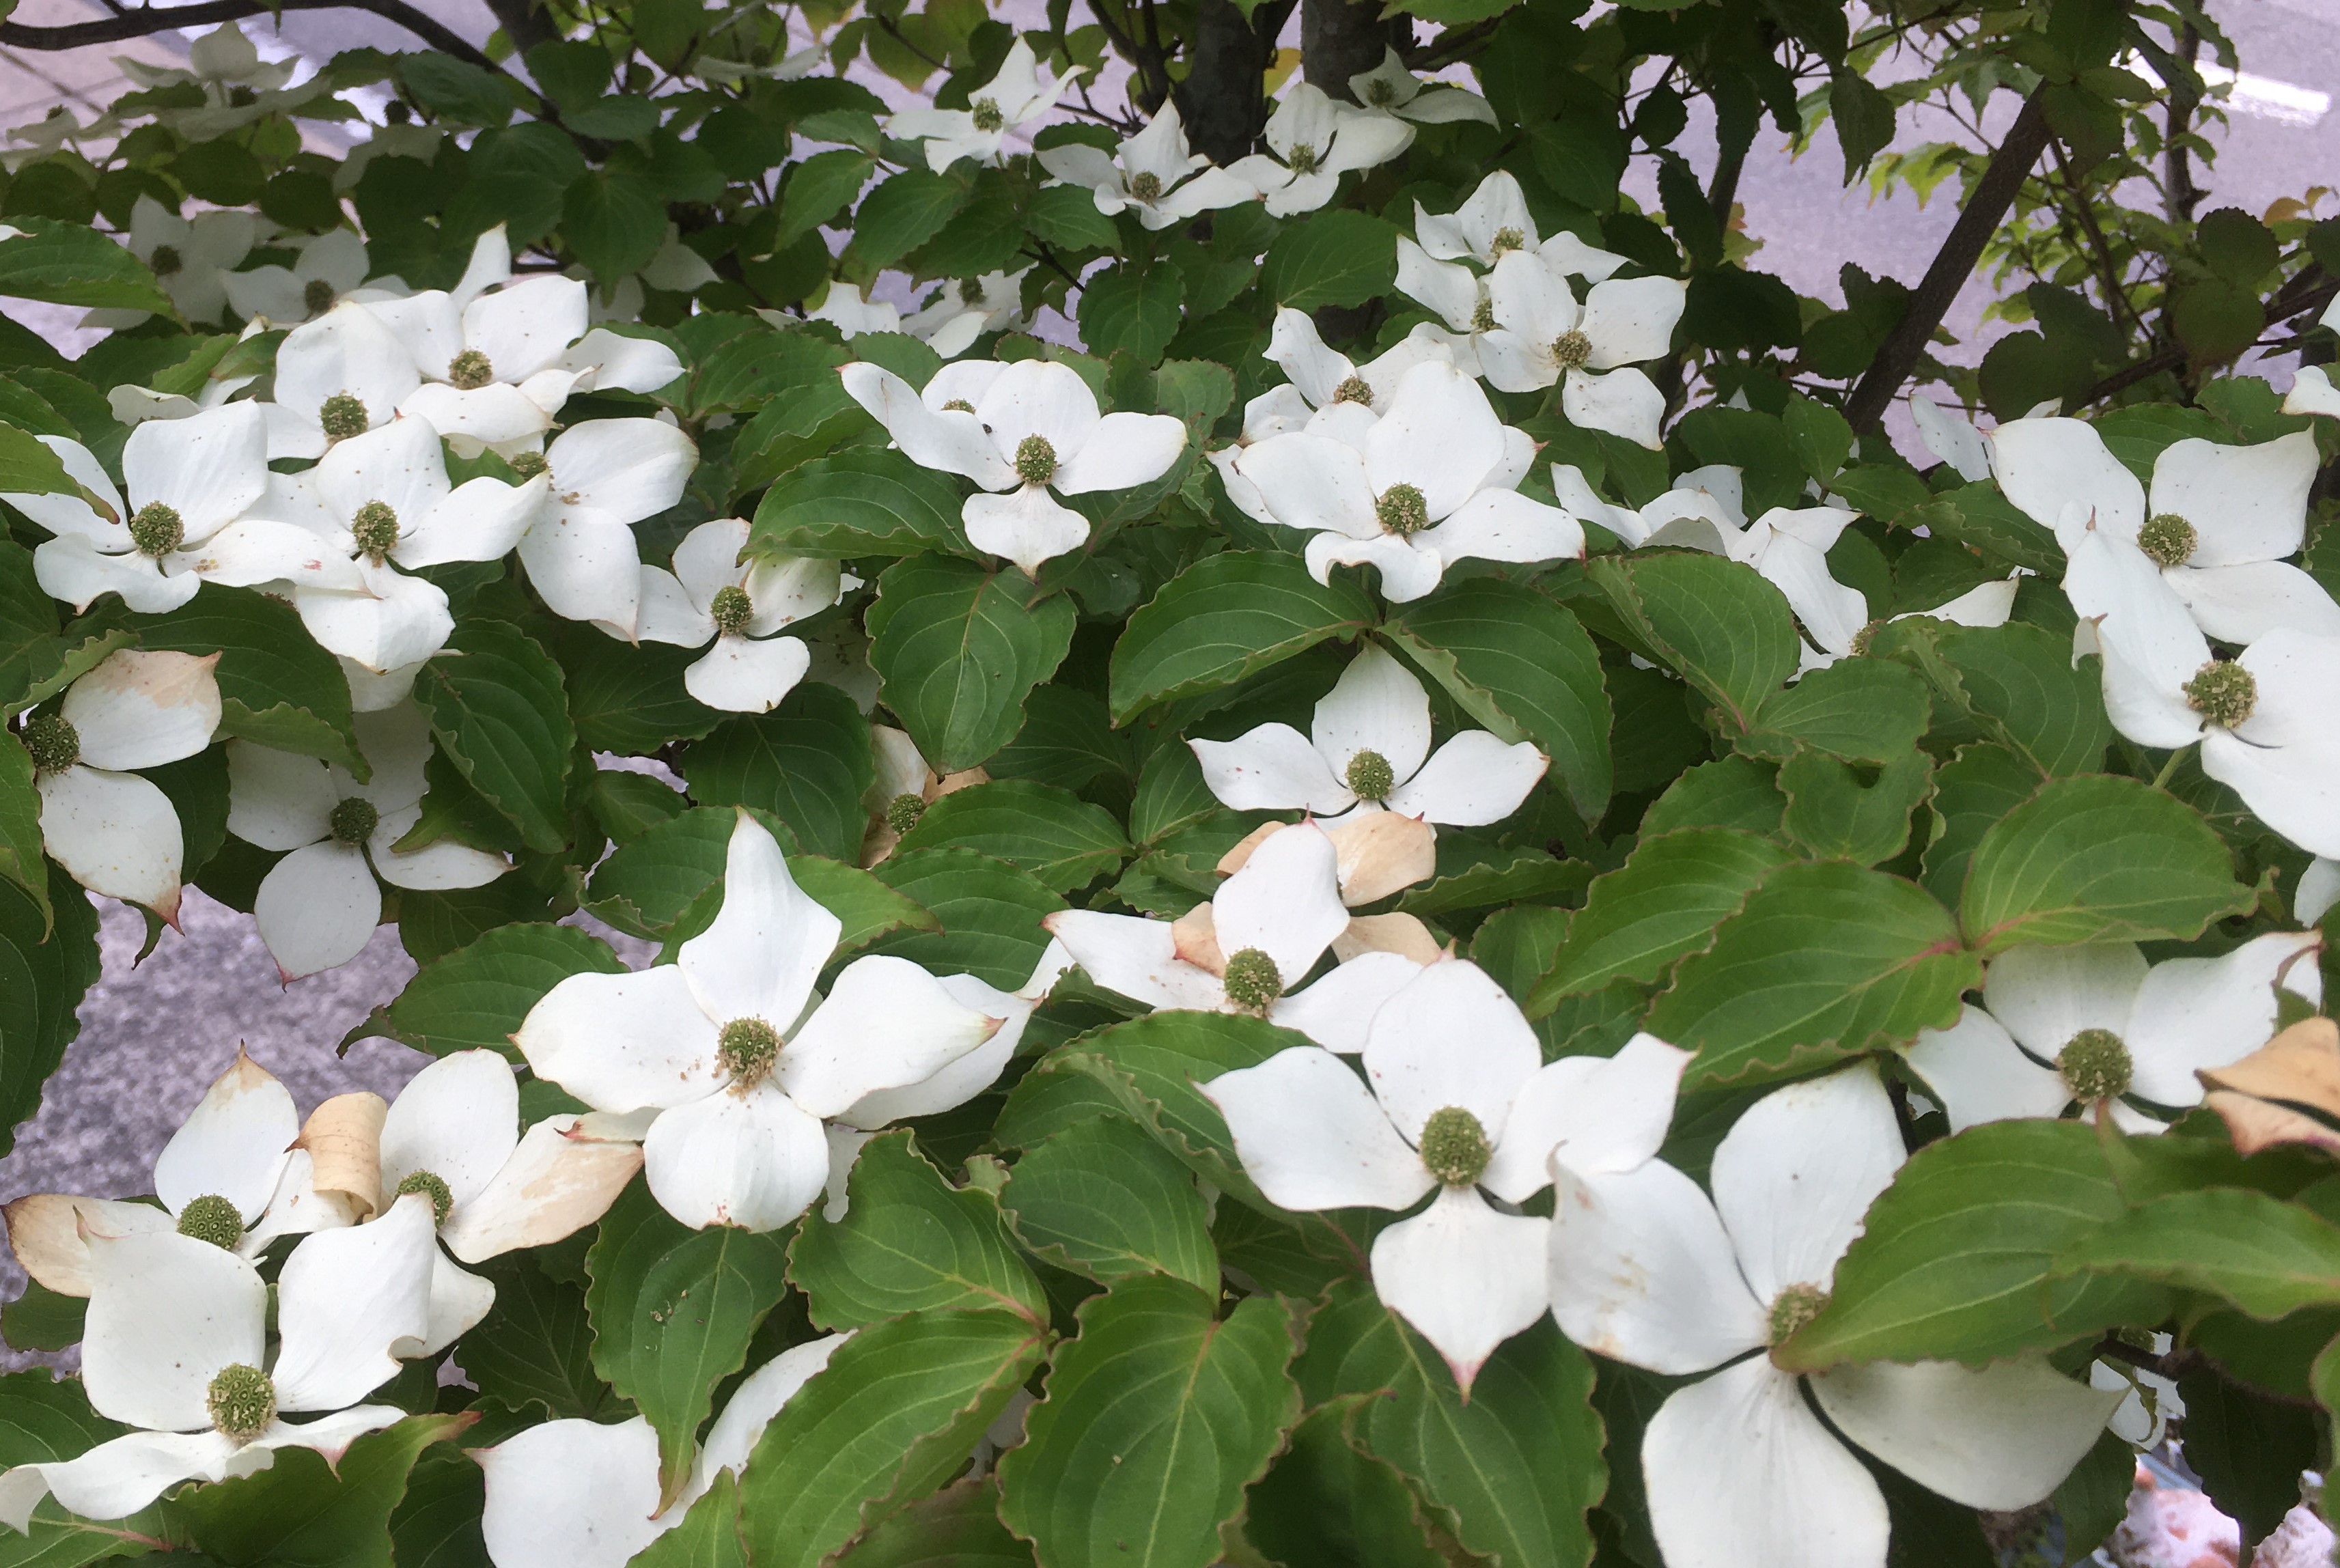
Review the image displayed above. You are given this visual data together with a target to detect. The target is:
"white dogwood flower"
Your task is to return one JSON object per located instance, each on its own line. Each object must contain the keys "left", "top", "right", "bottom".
{"left": 858, "top": 722, "right": 987, "bottom": 865}
{"left": 516, "top": 417, "right": 699, "bottom": 634}
{"left": 516, "top": 811, "right": 1003, "bottom": 1231}
{"left": 1192, "top": 644, "right": 1546, "bottom": 824}
{"left": 23, "top": 649, "right": 219, "bottom": 923}
{"left": 1349, "top": 48, "right": 1497, "bottom": 126}
{"left": 1210, "top": 972, "right": 1688, "bottom": 1389}
{"left": 1037, "top": 104, "right": 1256, "bottom": 229}
{"left": 887, "top": 39, "right": 1086, "bottom": 172}
{"left": 0, "top": 1196, "right": 437, "bottom": 1530}
{"left": 222, "top": 229, "right": 374, "bottom": 324}
{"left": 1411, "top": 171, "right": 1622, "bottom": 279}
{"left": 1477, "top": 251, "right": 1684, "bottom": 448}
{"left": 270, "top": 300, "right": 426, "bottom": 458}
{"left": 119, "top": 195, "right": 254, "bottom": 326}
{"left": 1908, "top": 934, "right": 2324, "bottom": 1134}
{"left": 1234, "top": 361, "right": 1580, "bottom": 602}
{"left": 1910, "top": 395, "right": 1992, "bottom": 482}
{"left": 1547, "top": 1063, "right": 2121, "bottom": 1568}
{"left": 1226, "top": 83, "right": 1413, "bottom": 217}
{"left": 118, "top": 23, "right": 295, "bottom": 96}
{"left": 841, "top": 357, "right": 1186, "bottom": 576}
{"left": 805, "top": 281, "right": 901, "bottom": 339}
{"left": 2, "top": 1050, "right": 352, "bottom": 1298}
{"left": 476, "top": 1334, "right": 847, "bottom": 1568}
{"left": 1993, "top": 417, "right": 2339, "bottom": 644}
{"left": 632, "top": 516, "right": 850, "bottom": 714}
{"left": 227, "top": 702, "right": 510, "bottom": 981}
{"left": 903, "top": 268, "right": 1031, "bottom": 357}
{"left": 367, "top": 239, "right": 590, "bottom": 449}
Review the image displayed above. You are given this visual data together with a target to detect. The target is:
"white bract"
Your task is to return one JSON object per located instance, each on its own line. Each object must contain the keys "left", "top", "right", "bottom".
{"left": 1225, "top": 83, "right": 1412, "bottom": 217}
{"left": 271, "top": 300, "right": 426, "bottom": 458}
{"left": 227, "top": 702, "right": 510, "bottom": 981}
{"left": 887, "top": 39, "right": 1086, "bottom": 172}
{"left": 2, "top": 1050, "right": 348, "bottom": 1296}
{"left": 222, "top": 229, "right": 375, "bottom": 324}
{"left": 1546, "top": 1064, "right": 2120, "bottom": 1568}
{"left": 859, "top": 723, "right": 986, "bottom": 865}
{"left": 368, "top": 236, "right": 589, "bottom": 449}
{"left": 515, "top": 811, "right": 1003, "bottom": 1231}
{"left": 1907, "top": 934, "right": 2324, "bottom": 1134}
{"left": 840, "top": 358, "right": 1186, "bottom": 576}
{"left": 1035, "top": 105, "right": 1256, "bottom": 230}
{"left": 902, "top": 268, "right": 1031, "bottom": 357}
{"left": 0, "top": 1195, "right": 438, "bottom": 1528}
{"left": 117, "top": 195, "right": 255, "bottom": 326}
{"left": 1992, "top": 417, "right": 2339, "bottom": 644}
{"left": 805, "top": 281, "right": 902, "bottom": 339}
{"left": 1233, "top": 361, "right": 1580, "bottom": 602}
{"left": 1410, "top": 171, "right": 1627, "bottom": 279}
{"left": 1477, "top": 251, "right": 1686, "bottom": 449}
{"left": 476, "top": 1334, "right": 847, "bottom": 1567}
{"left": 1191, "top": 643, "right": 1546, "bottom": 825}
{"left": 1209, "top": 970, "right": 1687, "bottom": 1389}
{"left": 1349, "top": 48, "right": 1498, "bottom": 126}
{"left": 515, "top": 417, "right": 699, "bottom": 634}
{"left": 632, "top": 516, "right": 850, "bottom": 714}
{"left": 23, "top": 649, "right": 219, "bottom": 922}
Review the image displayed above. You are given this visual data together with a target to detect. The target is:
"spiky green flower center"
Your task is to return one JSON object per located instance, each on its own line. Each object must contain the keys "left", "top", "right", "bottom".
{"left": 175, "top": 1193, "right": 243, "bottom": 1250}
{"left": 1332, "top": 376, "right": 1374, "bottom": 406}
{"left": 1346, "top": 748, "right": 1395, "bottom": 802}
{"left": 2057, "top": 1027, "right": 2132, "bottom": 1102}
{"left": 970, "top": 98, "right": 1005, "bottom": 133}
{"left": 1363, "top": 78, "right": 1397, "bottom": 107}
{"left": 958, "top": 276, "right": 988, "bottom": 305}
{"left": 2184, "top": 659, "right": 2256, "bottom": 729}
{"left": 350, "top": 500, "right": 400, "bottom": 563}
{"left": 447, "top": 348, "right": 495, "bottom": 390}
{"left": 1417, "top": 1106, "right": 1492, "bottom": 1188}
{"left": 941, "top": 398, "right": 977, "bottom": 414}
{"left": 303, "top": 277, "right": 337, "bottom": 316}
{"left": 1220, "top": 947, "right": 1284, "bottom": 1012}
{"left": 708, "top": 584, "right": 755, "bottom": 636}
{"left": 129, "top": 502, "right": 184, "bottom": 558}
{"left": 22, "top": 712, "right": 78, "bottom": 774}
{"left": 150, "top": 244, "right": 183, "bottom": 277}
{"left": 1766, "top": 1283, "right": 1829, "bottom": 1348}
{"left": 2139, "top": 512, "right": 2197, "bottom": 568}
{"left": 718, "top": 1017, "right": 782, "bottom": 1087}
{"left": 509, "top": 451, "right": 549, "bottom": 479}
{"left": 319, "top": 391, "right": 370, "bottom": 440}
{"left": 206, "top": 1363, "right": 276, "bottom": 1443}
{"left": 1014, "top": 434, "right": 1057, "bottom": 486}
{"left": 1376, "top": 483, "right": 1429, "bottom": 537}
{"left": 1489, "top": 226, "right": 1526, "bottom": 256}
{"left": 1550, "top": 330, "right": 1593, "bottom": 371}
{"left": 329, "top": 796, "right": 378, "bottom": 847}
{"left": 396, "top": 1169, "right": 453, "bottom": 1224}
{"left": 885, "top": 792, "right": 926, "bottom": 835}
{"left": 1470, "top": 294, "right": 1496, "bottom": 333}
{"left": 1287, "top": 143, "right": 1320, "bottom": 176}
{"left": 1129, "top": 171, "right": 1164, "bottom": 201}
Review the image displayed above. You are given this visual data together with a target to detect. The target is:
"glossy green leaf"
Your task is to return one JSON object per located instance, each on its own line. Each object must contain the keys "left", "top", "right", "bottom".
{"left": 459, "top": 1252, "right": 617, "bottom": 1420}
{"left": 341, "top": 922, "right": 625, "bottom": 1061}
{"left": 1260, "top": 210, "right": 1401, "bottom": 311}
{"left": 1587, "top": 552, "right": 1798, "bottom": 733}
{"left": 1002, "top": 1117, "right": 1217, "bottom": 1290}
{"left": 893, "top": 779, "right": 1130, "bottom": 893}
{"left": 1110, "top": 552, "right": 1376, "bottom": 724}
{"left": 1742, "top": 658, "right": 1931, "bottom": 764}
{"left": 1777, "top": 745, "right": 1932, "bottom": 866}
{"left": 1078, "top": 262, "right": 1186, "bottom": 365}
{"left": 180, "top": 1412, "right": 477, "bottom": 1568}
{"left": 415, "top": 619, "right": 575, "bottom": 854}
{"left": 1886, "top": 620, "right": 2112, "bottom": 779}
{"left": 1528, "top": 828, "right": 1794, "bottom": 1011}
{"left": 869, "top": 846, "right": 1063, "bottom": 989}
{"left": 749, "top": 449, "right": 968, "bottom": 561}
{"left": 868, "top": 557, "right": 1077, "bottom": 774}
{"left": 2049, "top": 1188, "right": 2340, "bottom": 1321}
{"left": 0, "top": 218, "right": 172, "bottom": 313}
{"left": 680, "top": 683, "right": 878, "bottom": 862}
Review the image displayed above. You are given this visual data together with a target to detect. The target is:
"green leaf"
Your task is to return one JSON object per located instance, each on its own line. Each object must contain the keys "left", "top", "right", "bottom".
{"left": 0, "top": 1371, "right": 170, "bottom": 1567}
{"left": 342, "top": 921, "right": 624, "bottom": 1061}
{"left": 999, "top": 1275, "right": 1300, "bottom": 1568}
{"left": 400, "top": 52, "right": 514, "bottom": 125}
{"left": 749, "top": 449, "right": 967, "bottom": 560}
{"left": 551, "top": 624, "right": 722, "bottom": 754}
{"left": 1527, "top": 828, "right": 1793, "bottom": 1011}
{"left": 1078, "top": 262, "right": 1186, "bottom": 365}
{"left": 584, "top": 806, "right": 930, "bottom": 951}
{"left": 632, "top": 1469, "right": 747, "bottom": 1568}
{"left": 1640, "top": 753, "right": 1784, "bottom": 837}
{"left": 591, "top": 768, "right": 688, "bottom": 845}
{"left": 1777, "top": 1119, "right": 2162, "bottom": 1371}
{"left": 0, "top": 863, "right": 98, "bottom": 1162}
{"left": 1587, "top": 553, "right": 1797, "bottom": 733}
{"left": 459, "top": 1251, "right": 617, "bottom": 1419}
{"left": 1246, "top": 1398, "right": 1459, "bottom": 1568}
{"left": 586, "top": 1181, "right": 795, "bottom": 1505}
{"left": 869, "top": 847, "right": 1064, "bottom": 989}
{"left": 1397, "top": 848, "right": 1589, "bottom": 921}
{"left": 893, "top": 779, "right": 1130, "bottom": 893}
{"left": 680, "top": 684, "right": 878, "bottom": 862}
{"left": 2048, "top": 1188, "right": 2340, "bottom": 1321}
{"left": 1921, "top": 743, "right": 2042, "bottom": 908}
{"left": 1958, "top": 774, "right": 2253, "bottom": 953}
{"left": 1782, "top": 395, "right": 1854, "bottom": 486}
{"left": 415, "top": 619, "right": 575, "bottom": 854}
{"left": 1110, "top": 552, "right": 1376, "bottom": 724}
{"left": 0, "top": 219, "right": 171, "bottom": 313}
{"left": 1885, "top": 620, "right": 2111, "bottom": 778}
{"left": 1828, "top": 66, "right": 1896, "bottom": 178}
{"left": 738, "top": 1308, "right": 1048, "bottom": 1563}
{"left": 180, "top": 1412, "right": 477, "bottom": 1568}
{"left": 1, "top": 1277, "right": 85, "bottom": 1352}
{"left": 1002, "top": 1117, "right": 1217, "bottom": 1289}
{"left": 867, "top": 557, "right": 1078, "bottom": 774}
{"left": 1261, "top": 210, "right": 1401, "bottom": 311}
{"left": 563, "top": 169, "right": 669, "bottom": 279}
{"left": 1384, "top": 582, "right": 1612, "bottom": 822}
{"left": 1648, "top": 861, "right": 1979, "bottom": 1091}
{"left": 1294, "top": 1282, "right": 1603, "bottom": 1568}
{"left": 0, "top": 736, "right": 46, "bottom": 929}
{"left": 1742, "top": 658, "right": 1931, "bottom": 764}
{"left": 852, "top": 171, "right": 973, "bottom": 269}
{"left": 1026, "top": 184, "right": 1120, "bottom": 253}
{"left": 1912, "top": 484, "right": 2063, "bottom": 575}
{"left": 0, "top": 423, "right": 82, "bottom": 503}
{"left": 832, "top": 1478, "right": 1034, "bottom": 1567}
{"left": 789, "top": 1129, "right": 1048, "bottom": 1329}
{"left": 100, "top": 585, "right": 361, "bottom": 772}
{"left": 1777, "top": 745, "right": 1932, "bottom": 867}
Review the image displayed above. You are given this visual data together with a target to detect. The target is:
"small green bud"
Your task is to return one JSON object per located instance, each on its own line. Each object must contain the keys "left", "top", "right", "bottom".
{"left": 1375, "top": 483, "right": 1429, "bottom": 537}
{"left": 176, "top": 1194, "right": 243, "bottom": 1250}
{"left": 150, "top": 244, "right": 183, "bottom": 277}
{"left": 2057, "top": 1027, "right": 2132, "bottom": 1103}
{"left": 1287, "top": 143, "right": 1320, "bottom": 176}
{"left": 329, "top": 796, "right": 378, "bottom": 847}
{"left": 303, "top": 277, "right": 337, "bottom": 316}
{"left": 2139, "top": 512, "right": 2197, "bottom": 568}
{"left": 884, "top": 792, "right": 927, "bottom": 835}
{"left": 1489, "top": 226, "right": 1526, "bottom": 256}
{"left": 509, "top": 451, "right": 549, "bottom": 479}
{"left": 395, "top": 1169, "right": 454, "bottom": 1224}
{"left": 319, "top": 391, "right": 370, "bottom": 440}
{"left": 350, "top": 500, "right": 400, "bottom": 563}
{"left": 22, "top": 712, "right": 78, "bottom": 774}
{"left": 2184, "top": 659, "right": 2256, "bottom": 729}
{"left": 447, "top": 348, "right": 495, "bottom": 390}
{"left": 1766, "top": 1282, "right": 1829, "bottom": 1349}
{"left": 1014, "top": 434, "right": 1057, "bottom": 487}
{"left": 718, "top": 1016, "right": 782, "bottom": 1086}
{"left": 206, "top": 1363, "right": 276, "bottom": 1442}
{"left": 129, "top": 502, "right": 184, "bottom": 558}
{"left": 1416, "top": 1106, "right": 1492, "bottom": 1188}
{"left": 1346, "top": 748, "right": 1396, "bottom": 802}
{"left": 1331, "top": 376, "right": 1374, "bottom": 406}
{"left": 1221, "top": 947, "right": 1284, "bottom": 1012}
{"left": 971, "top": 98, "right": 1005, "bottom": 132}
{"left": 708, "top": 584, "right": 755, "bottom": 637}
{"left": 1549, "top": 330, "right": 1593, "bottom": 371}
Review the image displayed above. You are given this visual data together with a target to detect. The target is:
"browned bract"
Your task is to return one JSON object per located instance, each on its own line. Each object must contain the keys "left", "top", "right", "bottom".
{"left": 2199, "top": 1018, "right": 2340, "bottom": 1157}
{"left": 296, "top": 1091, "right": 390, "bottom": 1221}
{"left": 1217, "top": 813, "right": 1438, "bottom": 906}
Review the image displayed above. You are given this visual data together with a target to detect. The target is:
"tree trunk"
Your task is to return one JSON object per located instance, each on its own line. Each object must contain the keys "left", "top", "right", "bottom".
{"left": 1302, "top": 0, "right": 1393, "bottom": 100}
{"left": 1176, "top": 0, "right": 1272, "bottom": 163}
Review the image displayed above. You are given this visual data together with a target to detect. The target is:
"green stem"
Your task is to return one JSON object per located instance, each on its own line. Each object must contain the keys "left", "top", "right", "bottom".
{"left": 2151, "top": 747, "right": 2189, "bottom": 789}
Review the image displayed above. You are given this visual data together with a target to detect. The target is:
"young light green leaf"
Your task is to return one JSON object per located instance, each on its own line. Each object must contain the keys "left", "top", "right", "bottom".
{"left": 1002, "top": 1117, "right": 1218, "bottom": 1290}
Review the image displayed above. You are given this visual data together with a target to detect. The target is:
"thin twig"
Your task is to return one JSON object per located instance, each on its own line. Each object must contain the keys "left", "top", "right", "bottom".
{"left": 0, "top": 0, "right": 509, "bottom": 79}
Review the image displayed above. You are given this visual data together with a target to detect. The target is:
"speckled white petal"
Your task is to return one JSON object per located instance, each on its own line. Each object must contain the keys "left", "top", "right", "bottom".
{"left": 62, "top": 649, "right": 221, "bottom": 770}
{"left": 252, "top": 839, "right": 381, "bottom": 981}
{"left": 643, "top": 1079, "right": 831, "bottom": 1231}
{"left": 513, "top": 965, "right": 721, "bottom": 1113}
{"left": 1202, "top": 1046, "right": 1432, "bottom": 1212}
{"left": 38, "top": 764, "right": 183, "bottom": 919}
{"left": 81, "top": 1230, "right": 264, "bottom": 1432}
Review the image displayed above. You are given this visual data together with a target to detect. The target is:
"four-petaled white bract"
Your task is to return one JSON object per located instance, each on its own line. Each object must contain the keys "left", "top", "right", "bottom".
{"left": 1546, "top": 1064, "right": 2122, "bottom": 1568}
{"left": 886, "top": 38, "right": 1087, "bottom": 173}
{"left": 634, "top": 516, "right": 852, "bottom": 714}
{"left": 1036, "top": 104, "right": 1257, "bottom": 230}
{"left": 515, "top": 811, "right": 1004, "bottom": 1231}
{"left": 1223, "top": 83, "right": 1415, "bottom": 216}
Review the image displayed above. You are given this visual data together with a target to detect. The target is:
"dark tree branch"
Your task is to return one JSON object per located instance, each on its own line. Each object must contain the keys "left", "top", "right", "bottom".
{"left": 1301, "top": 0, "right": 1393, "bottom": 98}
{"left": 2076, "top": 266, "right": 2336, "bottom": 408}
{"left": 480, "top": 0, "right": 555, "bottom": 56}
{"left": 0, "top": 0, "right": 508, "bottom": 78}
{"left": 1174, "top": 0, "right": 1280, "bottom": 163}
{"left": 2164, "top": 23, "right": 2204, "bottom": 225}
{"left": 1845, "top": 90, "right": 2055, "bottom": 431}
